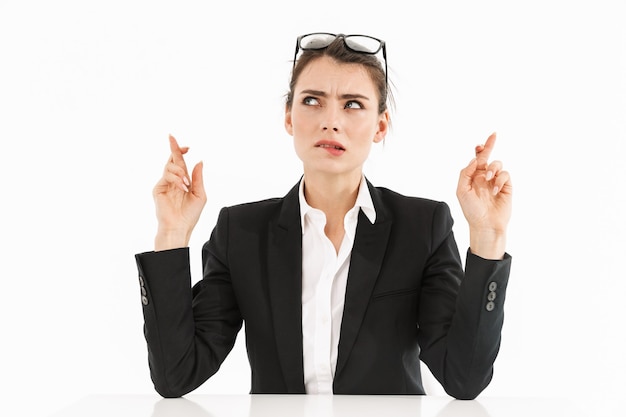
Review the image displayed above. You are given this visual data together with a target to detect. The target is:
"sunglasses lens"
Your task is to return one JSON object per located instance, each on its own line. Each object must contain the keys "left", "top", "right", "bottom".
{"left": 344, "top": 36, "right": 382, "bottom": 54}
{"left": 300, "top": 33, "right": 336, "bottom": 50}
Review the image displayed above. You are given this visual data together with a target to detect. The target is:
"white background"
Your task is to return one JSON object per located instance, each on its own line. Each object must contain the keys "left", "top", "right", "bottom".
{"left": 1, "top": 1, "right": 624, "bottom": 416}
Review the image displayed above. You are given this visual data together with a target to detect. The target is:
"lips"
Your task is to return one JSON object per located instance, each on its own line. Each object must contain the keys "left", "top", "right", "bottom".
{"left": 317, "top": 143, "right": 345, "bottom": 151}
{"left": 315, "top": 141, "right": 346, "bottom": 151}
{"left": 315, "top": 140, "right": 346, "bottom": 157}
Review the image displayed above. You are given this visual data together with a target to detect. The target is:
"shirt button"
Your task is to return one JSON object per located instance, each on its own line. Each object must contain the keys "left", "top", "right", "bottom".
{"left": 487, "top": 291, "right": 496, "bottom": 301}
{"left": 488, "top": 282, "right": 498, "bottom": 292}
{"left": 142, "top": 296, "right": 149, "bottom": 306}
{"left": 486, "top": 301, "right": 495, "bottom": 312}
{"left": 139, "top": 276, "right": 145, "bottom": 287}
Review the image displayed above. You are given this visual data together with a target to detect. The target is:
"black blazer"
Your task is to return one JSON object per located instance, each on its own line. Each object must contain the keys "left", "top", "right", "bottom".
{"left": 135, "top": 179, "right": 511, "bottom": 399}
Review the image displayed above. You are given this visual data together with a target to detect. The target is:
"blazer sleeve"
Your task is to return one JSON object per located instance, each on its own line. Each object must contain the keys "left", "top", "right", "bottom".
{"left": 135, "top": 207, "right": 243, "bottom": 398}
{"left": 417, "top": 201, "right": 512, "bottom": 400}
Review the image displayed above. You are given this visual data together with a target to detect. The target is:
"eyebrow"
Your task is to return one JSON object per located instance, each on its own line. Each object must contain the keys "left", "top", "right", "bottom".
{"left": 298, "top": 89, "right": 371, "bottom": 101}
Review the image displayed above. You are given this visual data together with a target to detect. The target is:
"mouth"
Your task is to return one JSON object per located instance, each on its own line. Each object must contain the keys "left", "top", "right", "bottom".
{"left": 316, "top": 143, "right": 346, "bottom": 151}
{"left": 315, "top": 141, "right": 346, "bottom": 152}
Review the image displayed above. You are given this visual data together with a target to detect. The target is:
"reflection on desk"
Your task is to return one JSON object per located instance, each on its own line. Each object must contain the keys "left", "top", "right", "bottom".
{"left": 51, "top": 394, "right": 591, "bottom": 417}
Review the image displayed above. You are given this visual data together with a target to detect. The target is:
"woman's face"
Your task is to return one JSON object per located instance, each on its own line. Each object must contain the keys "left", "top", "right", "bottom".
{"left": 285, "top": 56, "right": 389, "bottom": 179}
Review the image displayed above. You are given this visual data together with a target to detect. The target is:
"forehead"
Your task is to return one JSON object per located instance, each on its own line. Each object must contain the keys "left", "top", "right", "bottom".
{"left": 295, "top": 56, "right": 377, "bottom": 93}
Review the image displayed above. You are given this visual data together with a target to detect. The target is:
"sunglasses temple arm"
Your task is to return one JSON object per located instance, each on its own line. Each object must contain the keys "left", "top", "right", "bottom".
{"left": 383, "top": 45, "right": 388, "bottom": 91}
{"left": 292, "top": 40, "right": 301, "bottom": 72}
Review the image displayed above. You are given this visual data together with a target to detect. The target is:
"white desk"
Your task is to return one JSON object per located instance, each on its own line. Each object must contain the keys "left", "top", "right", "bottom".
{"left": 50, "top": 394, "right": 598, "bottom": 417}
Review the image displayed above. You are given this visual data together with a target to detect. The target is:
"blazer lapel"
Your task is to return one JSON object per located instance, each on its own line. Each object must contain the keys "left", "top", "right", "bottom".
{"left": 267, "top": 181, "right": 306, "bottom": 393}
{"left": 335, "top": 182, "right": 392, "bottom": 377}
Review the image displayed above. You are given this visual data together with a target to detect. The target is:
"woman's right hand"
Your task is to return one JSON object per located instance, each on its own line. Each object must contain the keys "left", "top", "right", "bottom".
{"left": 153, "top": 134, "right": 206, "bottom": 251}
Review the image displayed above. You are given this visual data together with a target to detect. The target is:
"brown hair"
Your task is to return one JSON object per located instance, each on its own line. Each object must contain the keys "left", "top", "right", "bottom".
{"left": 285, "top": 37, "right": 391, "bottom": 115}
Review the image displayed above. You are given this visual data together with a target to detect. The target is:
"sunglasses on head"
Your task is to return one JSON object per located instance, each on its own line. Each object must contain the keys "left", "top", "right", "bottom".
{"left": 292, "top": 32, "right": 388, "bottom": 87}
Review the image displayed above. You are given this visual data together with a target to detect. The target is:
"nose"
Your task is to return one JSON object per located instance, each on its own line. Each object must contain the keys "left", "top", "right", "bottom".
{"left": 321, "top": 103, "right": 341, "bottom": 132}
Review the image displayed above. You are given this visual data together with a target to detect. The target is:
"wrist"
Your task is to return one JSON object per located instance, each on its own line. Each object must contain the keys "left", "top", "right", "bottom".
{"left": 154, "top": 228, "right": 191, "bottom": 251}
{"left": 469, "top": 228, "right": 507, "bottom": 260}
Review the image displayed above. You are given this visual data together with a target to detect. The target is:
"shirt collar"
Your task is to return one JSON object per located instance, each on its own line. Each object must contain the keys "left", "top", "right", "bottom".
{"left": 298, "top": 175, "right": 377, "bottom": 231}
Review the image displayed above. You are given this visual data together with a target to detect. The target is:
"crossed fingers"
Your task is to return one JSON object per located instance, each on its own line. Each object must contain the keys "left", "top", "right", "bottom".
{"left": 165, "top": 134, "right": 191, "bottom": 193}
{"left": 474, "top": 133, "right": 510, "bottom": 195}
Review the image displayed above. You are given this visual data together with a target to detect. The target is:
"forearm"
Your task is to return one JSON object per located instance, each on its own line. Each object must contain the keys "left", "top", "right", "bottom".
{"left": 442, "top": 251, "right": 511, "bottom": 399}
{"left": 419, "top": 240, "right": 512, "bottom": 399}
{"left": 137, "top": 225, "right": 243, "bottom": 397}
{"left": 136, "top": 249, "right": 200, "bottom": 396}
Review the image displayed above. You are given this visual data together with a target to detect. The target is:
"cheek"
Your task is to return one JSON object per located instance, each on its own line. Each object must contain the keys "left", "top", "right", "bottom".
{"left": 290, "top": 111, "right": 316, "bottom": 135}
{"left": 349, "top": 120, "right": 379, "bottom": 143}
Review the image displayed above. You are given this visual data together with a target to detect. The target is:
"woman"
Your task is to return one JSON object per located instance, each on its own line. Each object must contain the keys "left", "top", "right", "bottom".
{"left": 135, "top": 33, "right": 512, "bottom": 400}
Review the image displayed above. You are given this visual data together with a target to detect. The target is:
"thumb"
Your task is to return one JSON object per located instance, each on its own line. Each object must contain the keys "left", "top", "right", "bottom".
{"left": 457, "top": 158, "right": 478, "bottom": 194}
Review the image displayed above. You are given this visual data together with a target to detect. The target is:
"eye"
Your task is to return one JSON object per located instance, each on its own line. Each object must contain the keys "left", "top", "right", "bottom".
{"left": 302, "top": 96, "right": 320, "bottom": 106}
{"left": 345, "top": 100, "right": 364, "bottom": 109}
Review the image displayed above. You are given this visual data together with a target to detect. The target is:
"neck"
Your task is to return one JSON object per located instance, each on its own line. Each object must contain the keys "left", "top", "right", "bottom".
{"left": 302, "top": 171, "right": 362, "bottom": 218}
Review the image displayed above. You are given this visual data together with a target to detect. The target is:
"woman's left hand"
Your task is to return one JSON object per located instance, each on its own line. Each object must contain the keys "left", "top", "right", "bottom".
{"left": 456, "top": 132, "right": 512, "bottom": 258}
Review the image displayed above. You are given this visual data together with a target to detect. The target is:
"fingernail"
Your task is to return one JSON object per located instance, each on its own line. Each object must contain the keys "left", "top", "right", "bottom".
{"left": 183, "top": 176, "right": 190, "bottom": 186}
{"left": 492, "top": 186, "right": 499, "bottom": 195}
{"left": 486, "top": 171, "right": 493, "bottom": 181}
{"left": 182, "top": 183, "right": 189, "bottom": 193}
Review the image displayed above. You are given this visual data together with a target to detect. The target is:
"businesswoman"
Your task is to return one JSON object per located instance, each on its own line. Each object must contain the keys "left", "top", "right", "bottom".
{"left": 135, "top": 33, "right": 512, "bottom": 400}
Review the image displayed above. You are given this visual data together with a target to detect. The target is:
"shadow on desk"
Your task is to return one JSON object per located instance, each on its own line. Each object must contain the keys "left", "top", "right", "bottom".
{"left": 52, "top": 394, "right": 592, "bottom": 417}
{"left": 433, "top": 399, "right": 490, "bottom": 417}
{"left": 152, "top": 397, "right": 216, "bottom": 417}
{"left": 151, "top": 395, "right": 490, "bottom": 417}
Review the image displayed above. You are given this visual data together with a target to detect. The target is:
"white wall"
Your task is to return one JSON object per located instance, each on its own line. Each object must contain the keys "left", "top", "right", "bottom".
{"left": 1, "top": 1, "right": 624, "bottom": 416}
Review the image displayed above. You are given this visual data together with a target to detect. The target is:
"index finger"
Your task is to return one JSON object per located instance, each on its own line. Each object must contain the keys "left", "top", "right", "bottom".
{"left": 168, "top": 134, "right": 187, "bottom": 166}
{"left": 476, "top": 132, "right": 497, "bottom": 169}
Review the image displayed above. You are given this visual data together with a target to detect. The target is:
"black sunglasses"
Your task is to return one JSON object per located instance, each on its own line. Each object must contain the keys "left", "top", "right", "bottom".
{"left": 292, "top": 32, "right": 388, "bottom": 87}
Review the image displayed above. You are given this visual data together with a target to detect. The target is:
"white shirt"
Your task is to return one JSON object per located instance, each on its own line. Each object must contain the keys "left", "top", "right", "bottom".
{"left": 299, "top": 176, "right": 377, "bottom": 394}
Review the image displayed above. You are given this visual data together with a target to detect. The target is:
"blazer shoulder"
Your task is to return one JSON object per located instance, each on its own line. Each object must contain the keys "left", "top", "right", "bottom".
{"left": 369, "top": 185, "right": 456, "bottom": 241}
{"left": 218, "top": 181, "right": 301, "bottom": 228}
{"left": 219, "top": 196, "right": 286, "bottom": 226}
{"left": 373, "top": 185, "right": 450, "bottom": 215}
{"left": 227, "top": 196, "right": 284, "bottom": 213}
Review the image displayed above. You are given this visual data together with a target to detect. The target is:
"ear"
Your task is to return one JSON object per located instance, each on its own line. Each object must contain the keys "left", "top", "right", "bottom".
{"left": 373, "top": 110, "right": 390, "bottom": 143}
{"left": 284, "top": 104, "right": 294, "bottom": 136}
